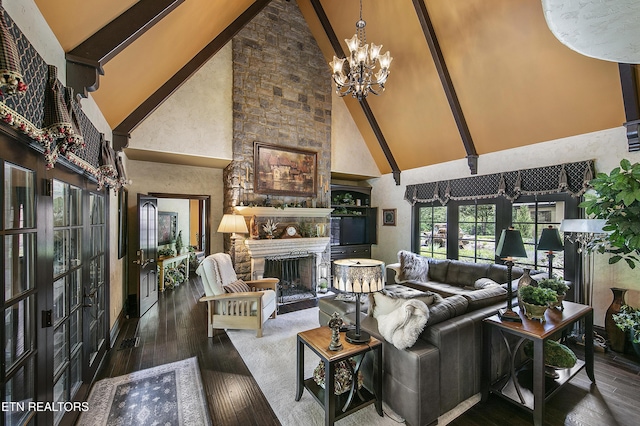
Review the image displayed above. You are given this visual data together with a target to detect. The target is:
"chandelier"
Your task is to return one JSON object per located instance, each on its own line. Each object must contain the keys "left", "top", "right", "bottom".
{"left": 329, "top": 0, "right": 392, "bottom": 100}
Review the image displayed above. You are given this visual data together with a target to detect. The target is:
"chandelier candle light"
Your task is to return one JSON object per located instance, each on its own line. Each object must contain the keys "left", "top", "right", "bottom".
{"left": 329, "top": 0, "right": 392, "bottom": 100}
{"left": 333, "top": 258, "right": 385, "bottom": 344}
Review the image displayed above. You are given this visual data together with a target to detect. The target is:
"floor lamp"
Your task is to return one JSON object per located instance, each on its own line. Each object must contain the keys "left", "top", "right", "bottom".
{"left": 217, "top": 214, "right": 248, "bottom": 266}
{"left": 559, "top": 218, "right": 607, "bottom": 348}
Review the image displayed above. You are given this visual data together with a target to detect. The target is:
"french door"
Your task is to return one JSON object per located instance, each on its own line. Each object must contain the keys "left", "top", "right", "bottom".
{"left": 1, "top": 131, "right": 109, "bottom": 425}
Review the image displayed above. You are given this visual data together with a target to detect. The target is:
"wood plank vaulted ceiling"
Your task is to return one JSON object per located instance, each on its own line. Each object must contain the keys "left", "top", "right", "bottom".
{"left": 34, "top": 0, "right": 626, "bottom": 177}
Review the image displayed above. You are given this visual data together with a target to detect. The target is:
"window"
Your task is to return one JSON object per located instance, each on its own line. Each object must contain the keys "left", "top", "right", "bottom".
{"left": 458, "top": 204, "right": 496, "bottom": 264}
{"left": 512, "top": 200, "right": 565, "bottom": 278}
{"left": 417, "top": 205, "right": 447, "bottom": 259}
{"left": 412, "top": 194, "right": 576, "bottom": 282}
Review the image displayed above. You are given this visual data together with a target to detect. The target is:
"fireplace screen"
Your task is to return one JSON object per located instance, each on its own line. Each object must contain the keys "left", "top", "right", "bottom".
{"left": 263, "top": 254, "right": 316, "bottom": 306}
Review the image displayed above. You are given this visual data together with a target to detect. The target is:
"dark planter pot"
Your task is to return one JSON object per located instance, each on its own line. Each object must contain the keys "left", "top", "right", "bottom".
{"left": 605, "top": 287, "right": 628, "bottom": 353}
{"left": 630, "top": 330, "right": 640, "bottom": 359}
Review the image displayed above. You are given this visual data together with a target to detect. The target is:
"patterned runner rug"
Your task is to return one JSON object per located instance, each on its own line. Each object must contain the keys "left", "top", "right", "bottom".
{"left": 77, "top": 357, "right": 211, "bottom": 426}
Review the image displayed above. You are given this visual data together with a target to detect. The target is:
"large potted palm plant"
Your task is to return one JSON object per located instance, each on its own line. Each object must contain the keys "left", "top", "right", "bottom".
{"left": 580, "top": 159, "right": 640, "bottom": 268}
{"left": 581, "top": 159, "right": 640, "bottom": 351}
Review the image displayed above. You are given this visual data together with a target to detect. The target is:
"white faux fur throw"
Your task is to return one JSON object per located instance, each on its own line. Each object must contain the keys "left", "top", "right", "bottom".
{"left": 377, "top": 299, "right": 430, "bottom": 350}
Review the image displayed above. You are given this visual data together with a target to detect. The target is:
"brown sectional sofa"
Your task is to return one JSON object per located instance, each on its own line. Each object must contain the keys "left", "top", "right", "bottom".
{"left": 319, "top": 257, "right": 547, "bottom": 426}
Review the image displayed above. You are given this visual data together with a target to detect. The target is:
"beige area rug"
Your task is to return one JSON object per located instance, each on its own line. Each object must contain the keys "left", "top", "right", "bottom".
{"left": 226, "top": 307, "right": 405, "bottom": 426}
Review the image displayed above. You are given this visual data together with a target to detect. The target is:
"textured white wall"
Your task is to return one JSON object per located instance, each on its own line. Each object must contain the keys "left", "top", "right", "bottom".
{"left": 331, "top": 95, "right": 380, "bottom": 177}
{"left": 129, "top": 43, "right": 233, "bottom": 160}
{"left": 370, "top": 126, "right": 640, "bottom": 327}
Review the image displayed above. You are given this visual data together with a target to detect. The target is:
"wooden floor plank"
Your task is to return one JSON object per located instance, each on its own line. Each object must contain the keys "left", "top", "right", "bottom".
{"left": 93, "top": 275, "right": 640, "bottom": 426}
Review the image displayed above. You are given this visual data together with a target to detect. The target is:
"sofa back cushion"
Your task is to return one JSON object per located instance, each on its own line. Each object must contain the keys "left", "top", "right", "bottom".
{"left": 445, "top": 260, "right": 491, "bottom": 287}
{"left": 424, "top": 295, "right": 468, "bottom": 327}
{"left": 427, "top": 258, "right": 450, "bottom": 282}
{"left": 463, "top": 286, "right": 508, "bottom": 311}
{"left": 486, "top": 264, "right": 526, "bottom": 284}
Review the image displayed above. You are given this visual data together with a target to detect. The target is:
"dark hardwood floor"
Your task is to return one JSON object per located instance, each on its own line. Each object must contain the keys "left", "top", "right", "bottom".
{"left": 94, "top": 275, "right": 640, "bottom": 426}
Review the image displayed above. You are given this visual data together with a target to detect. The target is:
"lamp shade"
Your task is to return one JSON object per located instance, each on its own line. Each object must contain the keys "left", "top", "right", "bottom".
{"left": 496, "top": 228, "right": 527, "bottom": 259}
{"left": 537, "top": 226, "right": 564, "bottom": 252}
{"left": 217, "top": 214, "right": 248, "bottom": 234}
{"left": 559, "top": 219, "right": 607, "bottom": 234}
{"left": 333, "top": 259, "right": 385, "bottom": 293}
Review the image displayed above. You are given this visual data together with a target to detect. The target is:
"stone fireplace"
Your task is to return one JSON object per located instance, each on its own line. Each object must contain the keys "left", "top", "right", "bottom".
{"left": 245, "top": 237, "right": 330, "bottom": 307}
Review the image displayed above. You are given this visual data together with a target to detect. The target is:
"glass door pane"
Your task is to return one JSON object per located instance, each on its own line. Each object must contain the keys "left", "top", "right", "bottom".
{"left": 2, "top": 162, "right": 37, "bottom": 426}
{"left": 88, "top": 193, "right": 106, "bottom": 367}
{"left": 52, "top": 180, "right": 83, "bottom": 425}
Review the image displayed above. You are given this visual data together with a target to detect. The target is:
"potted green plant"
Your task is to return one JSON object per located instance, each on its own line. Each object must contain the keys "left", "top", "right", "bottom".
{"left": 518, "top": 285, "right": 557, "bottom": 321}
{"left": 612, "top": 305, "right": 640, "bottom": 358}
{"left": 580, "top": 159, "right": 640, "bottom": 268}
{"left": 538, "top": 278, "right": 570, "bottom": 310}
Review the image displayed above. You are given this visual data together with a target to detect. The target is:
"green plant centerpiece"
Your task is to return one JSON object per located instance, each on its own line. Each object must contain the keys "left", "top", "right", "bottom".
{"left": 518, "top": 285, "right": 557, "bottom": 321}
{"left": 158, "top": 247, "right": 175, "bottom": 258}
{"left": 538, "top": 278, "right": 569, "bottom": 310}
{"left": 580, "top": 159, "right": 640, "bottom": 268}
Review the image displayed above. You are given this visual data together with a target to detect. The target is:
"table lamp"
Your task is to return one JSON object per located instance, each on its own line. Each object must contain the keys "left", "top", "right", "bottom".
{"left": 217, "top": 213, "right": 248, "bottom": 265}
{"left": 496, "top": 227, "right": 527, "bottom": 322}
{"left": 537, "top": 225, "right": 564, "bottom": 278}
{"left": 333, "top": 259, "right": 385, "bottom": 344}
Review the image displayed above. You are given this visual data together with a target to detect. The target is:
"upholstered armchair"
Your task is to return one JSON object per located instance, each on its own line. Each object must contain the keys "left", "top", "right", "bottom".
{"left": 196, "top": 253, "right": 278, "bottom": 337}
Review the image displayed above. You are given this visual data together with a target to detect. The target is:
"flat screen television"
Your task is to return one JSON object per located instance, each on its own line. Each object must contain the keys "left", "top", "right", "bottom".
{"left": 331, "top": 216, "right": 367, "bottom": 245}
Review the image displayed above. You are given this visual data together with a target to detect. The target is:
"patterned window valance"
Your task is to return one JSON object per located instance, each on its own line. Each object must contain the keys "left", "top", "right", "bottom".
{"left": 404, "top": 160, "right": 594, "bottom": 205}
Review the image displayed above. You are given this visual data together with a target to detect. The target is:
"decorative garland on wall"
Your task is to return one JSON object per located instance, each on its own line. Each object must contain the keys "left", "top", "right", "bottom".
{"left": 404, "top": 160, "right": 594, "bottom": 205}
{"left": 0, "top": 7, "right": 124, "bottom": 191}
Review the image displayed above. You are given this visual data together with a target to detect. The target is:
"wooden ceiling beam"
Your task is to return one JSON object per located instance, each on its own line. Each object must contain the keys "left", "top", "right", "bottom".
{"left": 66, "top": 0, "right": 184, "bottom": 98}
{"left": 619, "top": 63, "right": 640, "bottom": 152}
{"left": 412, "top": 0, "right": 478, "bottom": 174}
{"left": 113, "top": 0, "right": 273, "bottom": 151}
{"left": 310, "top": 0, "right": 401, "bottom": 185}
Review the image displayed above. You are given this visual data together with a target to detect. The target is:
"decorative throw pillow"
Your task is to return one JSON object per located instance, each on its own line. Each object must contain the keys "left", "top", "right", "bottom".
{"left": 397, "top": 250, "right": 429, "bottom": 282}
{"left": 474, "top": 277, "right": 501, "bottom": 289}
{"left": 223, "top": 279, "right": 251, "bottom": 293}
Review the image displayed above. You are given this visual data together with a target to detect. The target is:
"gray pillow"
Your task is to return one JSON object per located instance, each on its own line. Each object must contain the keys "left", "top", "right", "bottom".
{"left": 397, "top": 250, "right": 429, "bottom": 282}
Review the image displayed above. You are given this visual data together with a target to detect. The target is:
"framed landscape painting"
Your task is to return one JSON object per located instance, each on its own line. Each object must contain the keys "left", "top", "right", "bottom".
{"left": 158, "top": 211, "right": 178, "bottom": 245}
{"left": 254, "top": 142, "right": 317, "bottom": 196}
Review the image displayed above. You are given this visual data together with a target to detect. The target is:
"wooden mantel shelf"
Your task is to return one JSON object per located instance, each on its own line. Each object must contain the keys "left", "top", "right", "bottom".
{"left": 234, "top": 206, "right": 333, "bottom": 218}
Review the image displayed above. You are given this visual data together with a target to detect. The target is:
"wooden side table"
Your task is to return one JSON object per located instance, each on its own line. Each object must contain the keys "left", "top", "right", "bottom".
{"left": 482, "top": 301, "right": 595, "bottom": 426}
{"left": 296, "top": 326, "right": 383, "bottom": 426}
{"left": 157, "top": 253, "right": 190, "bottom": 291}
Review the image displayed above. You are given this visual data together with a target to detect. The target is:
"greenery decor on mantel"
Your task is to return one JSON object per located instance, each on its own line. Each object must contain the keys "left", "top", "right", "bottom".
{"left": 234, "top": 206, "right": 333, "bottom": 218}
{"left": 581, "top": 159, "right": 640, "bottom": 268}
